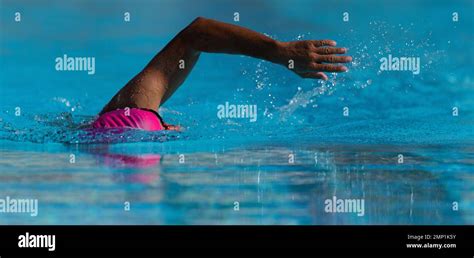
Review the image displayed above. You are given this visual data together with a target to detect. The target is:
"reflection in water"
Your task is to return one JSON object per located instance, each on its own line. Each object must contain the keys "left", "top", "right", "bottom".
{"left": 156, "top": 145, "right": 469, "bottom": 225}
{"left": 79, "top": 144, "right": 162, "bottom": 184}
{"left": 0, "top": 143, "right": 472, "bottom": 225}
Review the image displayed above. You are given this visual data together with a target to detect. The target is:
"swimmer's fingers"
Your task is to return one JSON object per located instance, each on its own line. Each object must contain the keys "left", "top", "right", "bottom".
{"left": 314, "top": 72, "right": 328, "bottom": 80}
{"left": 311, "top": 63, "right": 348, "bottom": 72}
{"left": 315, "top": 47, "right": 347, "bottom": 55}
{"left": 296, "top": 71, "right": 328, "bottom": 80}
{"left": 312, "top": 40, "right": 337, "bottom": 47}
{"left": 316, "top": 55, "right": 352, "bottom": 63}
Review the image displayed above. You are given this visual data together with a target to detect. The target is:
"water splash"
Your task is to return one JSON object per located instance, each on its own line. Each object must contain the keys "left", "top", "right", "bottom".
{"left": 0, "top": 111, "right": 182, "bottom": 144}
{"left": 278, "top": 78, "right": 338, "bottom": 120}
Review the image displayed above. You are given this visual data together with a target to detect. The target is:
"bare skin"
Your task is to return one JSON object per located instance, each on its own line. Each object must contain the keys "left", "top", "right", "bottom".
{"left": 100, "top": 17, "right": 352, "bottom": 118}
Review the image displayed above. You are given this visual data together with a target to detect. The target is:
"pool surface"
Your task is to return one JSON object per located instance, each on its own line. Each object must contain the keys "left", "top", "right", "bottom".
{"left": 0, "top": 0, "right": 473, "bottom": 224}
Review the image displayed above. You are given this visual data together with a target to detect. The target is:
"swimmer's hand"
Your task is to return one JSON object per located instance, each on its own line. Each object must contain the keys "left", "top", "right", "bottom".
{"left": 276, "top": 40, "right": 352, "bottom": 80}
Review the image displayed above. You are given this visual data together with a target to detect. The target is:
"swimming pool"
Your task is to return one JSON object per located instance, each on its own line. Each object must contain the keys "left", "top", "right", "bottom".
{"left": 0, "top": 0, "right": 473, "bottom": 224}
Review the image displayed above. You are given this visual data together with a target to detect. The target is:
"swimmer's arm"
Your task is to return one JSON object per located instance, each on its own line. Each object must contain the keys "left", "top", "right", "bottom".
{"left": 100, "top": 17, "right": 351, "bottom": 114}
{"left": 152, "top": 17, "right": 351, "bottom": 104}
{"left": 179, "top": 17, "right": 352, "bottom": 79}
{"left": 180, "top": 17, "right": 284, "bottom": 63}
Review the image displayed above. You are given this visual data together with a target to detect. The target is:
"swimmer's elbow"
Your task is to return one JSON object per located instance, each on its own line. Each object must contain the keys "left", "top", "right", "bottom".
{"left": 181, "top": 17, "right": 210, "bottom": 51}
{"left": 186, "top": 17, "right": 208, "bottom": 34}
{"left": 191, "top": 16, "right": 208, "bottom": 25}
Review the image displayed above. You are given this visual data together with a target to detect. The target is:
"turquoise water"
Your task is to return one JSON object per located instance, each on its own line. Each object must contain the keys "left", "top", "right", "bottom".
{"left": 0, "top": 0, "right": 473, "bottom": 224}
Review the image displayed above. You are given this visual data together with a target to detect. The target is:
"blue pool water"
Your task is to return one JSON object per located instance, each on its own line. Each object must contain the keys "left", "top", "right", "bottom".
{"left": 0, "top": 0, "right": 473, "bottom": 224}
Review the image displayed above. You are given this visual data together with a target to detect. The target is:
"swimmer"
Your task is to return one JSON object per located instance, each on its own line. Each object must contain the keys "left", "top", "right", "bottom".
{"left": 93, "top": 17, "right": 352, "bottom": 131}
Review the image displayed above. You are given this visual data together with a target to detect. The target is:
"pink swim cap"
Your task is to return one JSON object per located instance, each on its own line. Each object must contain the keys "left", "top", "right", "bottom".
{"left": 92, "top": 108, "right": 165, "bottom": 131}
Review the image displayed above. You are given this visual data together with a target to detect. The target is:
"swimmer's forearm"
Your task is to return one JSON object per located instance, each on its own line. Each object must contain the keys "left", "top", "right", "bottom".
{"left": 181, "top": 17, "right": 283, "bottom": 64}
